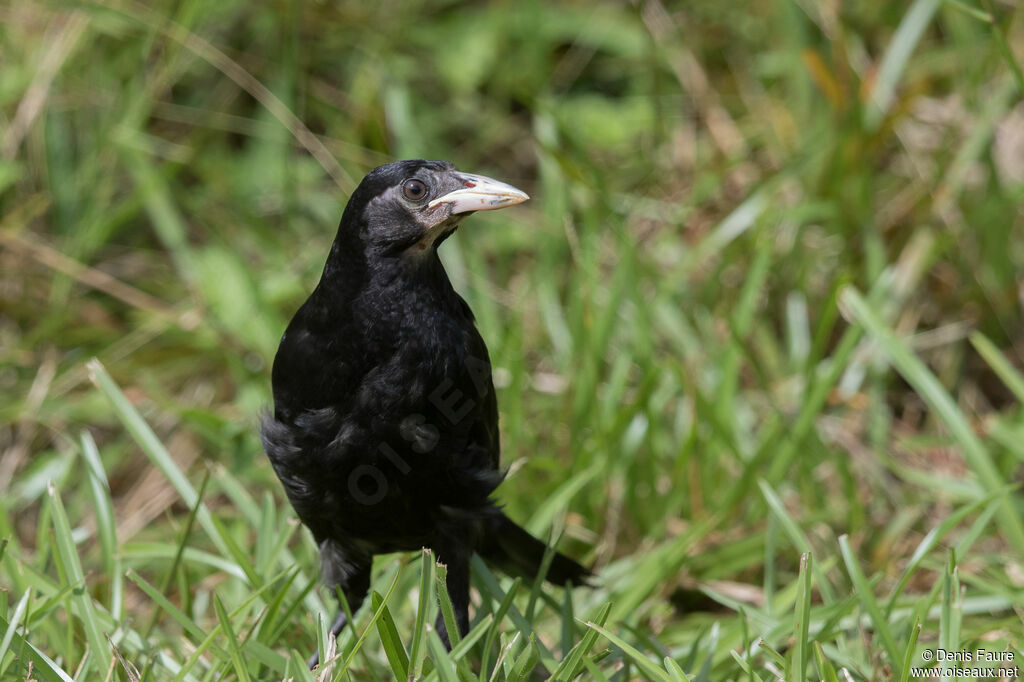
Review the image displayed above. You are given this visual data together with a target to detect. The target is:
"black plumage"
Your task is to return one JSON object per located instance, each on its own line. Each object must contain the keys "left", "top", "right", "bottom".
{"left": 261, "top": 160, "right": 588, "bottom": 664}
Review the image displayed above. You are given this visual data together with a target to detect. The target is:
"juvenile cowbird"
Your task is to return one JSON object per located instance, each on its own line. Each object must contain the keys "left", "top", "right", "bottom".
{"left": 261, "top": 160, "right": 588, "bottom": 663}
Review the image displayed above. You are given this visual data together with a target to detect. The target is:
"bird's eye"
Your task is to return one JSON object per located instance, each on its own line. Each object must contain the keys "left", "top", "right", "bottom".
{"left": 402, "top": 179, "right": 427, "bottom": 202}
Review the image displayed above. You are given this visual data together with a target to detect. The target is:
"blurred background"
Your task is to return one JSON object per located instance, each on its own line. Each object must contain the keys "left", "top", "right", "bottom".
{"left": 2, "top": 0, "right": 1024, "bottom": 679}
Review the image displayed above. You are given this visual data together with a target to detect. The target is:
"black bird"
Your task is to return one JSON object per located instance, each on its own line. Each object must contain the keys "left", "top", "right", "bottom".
{"left": 261, "top": 160, "right": 588, "bottom": 664}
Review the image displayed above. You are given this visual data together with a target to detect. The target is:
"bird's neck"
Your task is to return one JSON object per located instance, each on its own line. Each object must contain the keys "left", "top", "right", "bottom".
{"left": 315, "top": 246, "right": 465, "bottom": 327}
{"left": 370, "top": 251, "right": 463, "bottom": 314}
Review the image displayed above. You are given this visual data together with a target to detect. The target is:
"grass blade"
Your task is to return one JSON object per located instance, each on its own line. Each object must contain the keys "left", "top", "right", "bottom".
{"left": 0, "top": 588, "right": 32, "bottom": 673}
{"left": 582, "top": 622, "right": 670, "bottom": 682}
{"left": 898, "top": 619, "right": 922, "bottom": 682}
{"left": 508, "top": 634, "right": 540, "bottom": 682}
{"left": 426, "top": 627, "right": 459, "bottom": 682}
{"left": 372, "top": 590, "right": 409, "bottom": 680}
{"left": 409, "top": 549, "right": 436, "bottom": 680}
{"left": 334, "top": 569, "right": 402, "bottom": 677}
{"left": 938, "top": 550, "right": 962, "bottom": 678}
{"left": 838, "top": 534, "right": 901, "bottom": 676}
{"left": 125, "top": 570, "right": 208, "bottom": 643}
{"left": 480, "top": 576, "right": 522, "bottom": 680}
{"left": 792, "top": 553, "right": 812, "bottom": 682}
{"left": 47, "top": 482, "right": 111, "bottom": 677}
{"left": 86, "top": 359, "right": 237, "bottom": 561}
{"left": 434, "top": 561, "right": 461, "bottom": 649}
{"left": 865, "top": 0, "right": 941, "bottom": 129}
{"left": 841, "top": 287, "right": 1024, "bottom": 554}
{"left": 0, "top": 612, "right": 75, "bottom": 682}
{"left": 551, "top": 601, "right": 611, "bottom": 681}
{"left": 213, "top": 594, "right": 251, "bottom": 682}
{"left": 78, "top": 431, "right": 122, "bottom": 618}
{"left": 969, "top": 332, "right": 1024, "bottom": 405}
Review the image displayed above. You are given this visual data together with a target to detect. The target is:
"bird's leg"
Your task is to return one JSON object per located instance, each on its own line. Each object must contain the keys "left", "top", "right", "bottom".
{"left": 434, "top": 542, "right": 471, "bottom": 649}
{"left": 326, "top": 609, "right": 348, "bottom": 638}
{"left": 308, "top": 546, "right": 371, "bottom": 669}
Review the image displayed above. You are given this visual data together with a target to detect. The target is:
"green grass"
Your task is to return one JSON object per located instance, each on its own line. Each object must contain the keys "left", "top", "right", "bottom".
{"left": 3, "top": 0, "right": 1024, "bottom": 679}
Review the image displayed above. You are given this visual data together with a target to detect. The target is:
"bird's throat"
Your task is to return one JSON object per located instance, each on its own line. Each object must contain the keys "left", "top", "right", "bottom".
{"left": 408, "top": 216, "right": 463, "bottom": 255}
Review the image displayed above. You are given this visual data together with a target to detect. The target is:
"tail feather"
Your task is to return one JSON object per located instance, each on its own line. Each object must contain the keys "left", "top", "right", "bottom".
{"left": 479, "top": 514, "right": 590, "bottom": 586}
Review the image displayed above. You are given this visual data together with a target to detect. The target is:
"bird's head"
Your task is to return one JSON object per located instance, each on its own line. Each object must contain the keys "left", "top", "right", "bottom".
{"left": 338, "top": 160, "right": 529, "bottom": 258}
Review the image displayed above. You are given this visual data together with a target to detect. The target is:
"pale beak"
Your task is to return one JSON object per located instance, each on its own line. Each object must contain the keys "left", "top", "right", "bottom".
{"left": 428, "top": 173, "right": 530, "bottom": 215}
